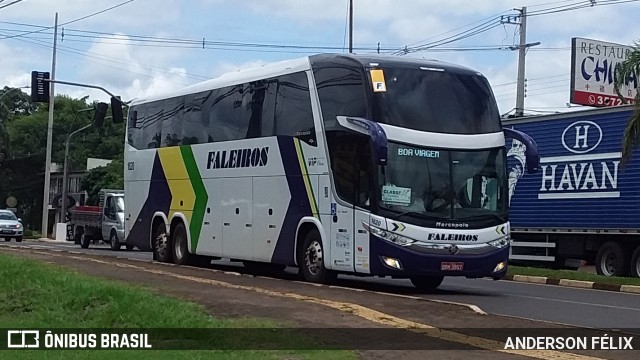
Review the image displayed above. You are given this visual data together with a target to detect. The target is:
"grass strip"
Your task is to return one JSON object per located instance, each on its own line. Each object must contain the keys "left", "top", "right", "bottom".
{"left": 0, "top": 253, "right": 355, "bottom": 359}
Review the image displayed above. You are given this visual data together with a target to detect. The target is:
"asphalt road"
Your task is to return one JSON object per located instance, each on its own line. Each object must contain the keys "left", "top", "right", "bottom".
{"left": 9, "top": 240, "right": 640, "bottom": 334}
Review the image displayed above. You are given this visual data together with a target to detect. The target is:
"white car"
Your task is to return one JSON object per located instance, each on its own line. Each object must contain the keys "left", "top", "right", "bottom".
{"left": 0, "top": 209, "right": 23, "bottom": 242}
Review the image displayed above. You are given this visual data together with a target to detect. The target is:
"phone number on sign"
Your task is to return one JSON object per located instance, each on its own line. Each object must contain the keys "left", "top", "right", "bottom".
{"left": 588, "top": 94, "right": 630, "bottom": 106}
{"left": 572, "top": 90, "right": 635, "bottom": 107}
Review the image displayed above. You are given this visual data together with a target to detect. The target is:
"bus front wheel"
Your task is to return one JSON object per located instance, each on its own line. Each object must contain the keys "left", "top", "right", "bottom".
{"left": 299, "top": 229, "right": 336, "bottom": 284}
{"left": 410, "top": 276, "right": 444, "bottom": 292}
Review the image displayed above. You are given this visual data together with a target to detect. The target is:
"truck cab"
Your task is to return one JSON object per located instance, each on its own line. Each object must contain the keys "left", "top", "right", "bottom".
{"left": 101, "top": 191, "right": 126, "bottom": 249}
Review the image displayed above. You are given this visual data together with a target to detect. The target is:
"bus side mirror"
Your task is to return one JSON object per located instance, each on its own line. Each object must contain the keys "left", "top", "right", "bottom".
{"left": 336, "top": 116, "right": 388, "bottom": 166}
{"left": 504, "top": 127, "right": 539, "bottom": 174}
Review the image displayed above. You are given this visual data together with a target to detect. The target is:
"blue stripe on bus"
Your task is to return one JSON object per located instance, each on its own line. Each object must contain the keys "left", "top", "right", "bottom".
{"left": 127, "top": 153, "right": 172, "bottom": 251}
{"left": 271, "top": 136, "right": 314, "bottom": 265}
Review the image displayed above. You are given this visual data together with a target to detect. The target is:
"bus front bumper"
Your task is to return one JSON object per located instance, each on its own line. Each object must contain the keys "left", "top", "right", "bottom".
{"left": 368, "top": 235, "right": 509, "bottom": 279}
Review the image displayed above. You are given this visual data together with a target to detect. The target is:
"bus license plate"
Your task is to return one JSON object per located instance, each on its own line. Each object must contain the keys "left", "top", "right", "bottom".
{"left": 441, "top": 262, "right": 463, "bottom": 271}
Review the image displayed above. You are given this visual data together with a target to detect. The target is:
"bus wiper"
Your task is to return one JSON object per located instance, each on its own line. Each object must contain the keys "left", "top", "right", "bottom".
{"left": 394, "top": 211, "right": 443, "bottom": 222}
{"left": 459, "top": 213, "right": 506, "bottom": 223}
{"left": 394, "top": 211, "right": 424, "bottom": 220}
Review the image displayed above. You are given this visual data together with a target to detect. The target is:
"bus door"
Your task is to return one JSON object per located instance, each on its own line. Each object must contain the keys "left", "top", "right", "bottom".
{"left": 328, "top": 146, "right": 355, "bottom": 273}
{"left": 327, "top": 135, "right": 373, "bottom": 273}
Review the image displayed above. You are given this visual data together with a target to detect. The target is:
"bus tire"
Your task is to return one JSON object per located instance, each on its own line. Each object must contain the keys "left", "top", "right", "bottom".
{"left": 630, "top": 246, "right": 640, "bottom": 278}
{"left": 595, "top": 241, "right": 628, "bottom": 277}
{"left": 152, "top": 220, "right": 171, "bottom": 263}
{"left": 171, "top": 222, "right": 191, "bottom": 265}
{"left": 299, "top": 229, "right": 336, "bottom": 284}
{"left": 109, "top": 230, "right": 121, "bottom": 251}
{"left": 410, "top": 276, "right": 444, "bottom": 292}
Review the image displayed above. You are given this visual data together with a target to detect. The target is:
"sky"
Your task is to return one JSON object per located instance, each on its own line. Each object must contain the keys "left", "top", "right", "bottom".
{"left": 0, "top": 0, "right": 639, "bottom": 117}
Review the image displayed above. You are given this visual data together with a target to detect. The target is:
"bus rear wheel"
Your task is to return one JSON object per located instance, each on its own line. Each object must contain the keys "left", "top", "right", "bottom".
{"left": 172, "top": 222, "right": 191, "bottom": 265}
{"left": 152, "top": 221, "right": 171, "bottom": 263}
{"left": 410, "top": 276, "right": 444, "bottom": 292}
{"left": 299, "top": 229, "right": 336, "bottom": 284}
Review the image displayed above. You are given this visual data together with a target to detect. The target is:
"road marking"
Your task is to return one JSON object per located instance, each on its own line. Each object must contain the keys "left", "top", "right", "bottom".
{"left": 1, "top": 247, "right": 605, "bottom": 360}
{"left": 509, "top": 294, "right": 640, "bottom": 312}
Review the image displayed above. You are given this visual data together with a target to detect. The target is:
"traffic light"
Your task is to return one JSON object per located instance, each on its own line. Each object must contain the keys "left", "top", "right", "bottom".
{"left": 30, "top": 71, "right": 50, "bottom": 103}
{"left": 111, "top": 96, "right": 124, "bottom": 124}
{"left": 93, "top": 102, "right": 108, "bottom": 128}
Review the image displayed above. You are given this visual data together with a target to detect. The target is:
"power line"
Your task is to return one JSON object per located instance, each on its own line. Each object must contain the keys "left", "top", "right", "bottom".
{"left": 527, "top": 0, "right": 640, "bottom": 16}
{"left": 0, "top": 0, "right": 22, "bottom": 10}
{"left": 392, "top": 17, "right": 505, "bottom": 55}
{"left": 0, "top": 0, "right": 135, "bottom": 40}
{"left": 60, "top": 0, "right": 135, "bottom": 27}
{"left": 403, "top": 10, "right": 512, "bottom": 48}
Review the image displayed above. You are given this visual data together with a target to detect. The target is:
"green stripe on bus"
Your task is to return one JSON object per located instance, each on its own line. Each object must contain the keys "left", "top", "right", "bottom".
{"left": 180, "top": 146, "right": 208, "bottom": 252}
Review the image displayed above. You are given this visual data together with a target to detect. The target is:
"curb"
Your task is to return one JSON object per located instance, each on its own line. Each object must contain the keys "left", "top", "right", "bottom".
{"left": 29, "top": 238, "right": 71, "bottom": 244}
{"left": 504, "top": 274, "right": 640, "bottom": 294}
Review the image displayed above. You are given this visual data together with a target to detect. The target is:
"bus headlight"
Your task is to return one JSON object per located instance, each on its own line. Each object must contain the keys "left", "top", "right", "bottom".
{"left": 362, "top": 222, "right": 416, "bottom": 246}
{"left": 488, "top": 237, "right": 509, "bottom": 249}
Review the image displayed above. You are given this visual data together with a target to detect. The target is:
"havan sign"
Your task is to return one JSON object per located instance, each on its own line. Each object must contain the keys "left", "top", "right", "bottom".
{"left": 538, "top": 120, "right": 620, "bottom": 200}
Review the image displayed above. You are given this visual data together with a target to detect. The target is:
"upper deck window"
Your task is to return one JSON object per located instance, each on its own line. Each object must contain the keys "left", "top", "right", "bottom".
{"left": 368, "top": 67, "right": 501, "bottom": 134}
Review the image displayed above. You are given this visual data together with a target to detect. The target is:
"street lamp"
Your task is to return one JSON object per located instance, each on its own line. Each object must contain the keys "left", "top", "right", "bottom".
{"left": 59, "top": 103, "right": 108, "bottom": 224}
{"left": 0, "top": 85, "right": 30, "bottom": 103}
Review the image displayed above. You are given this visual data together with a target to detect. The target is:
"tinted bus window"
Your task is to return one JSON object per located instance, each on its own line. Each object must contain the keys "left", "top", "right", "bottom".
{"left": 369, "top": 68, "right": 501, "bottom": 134}
{"left": 314, "top": 66, "right": 368, "bottom": 127}
{"left": 160, "top": 96, "right": 184, "bottom": 147}
{"left": 273, "top": 72, "right": 315, "bottom": 145}
{"left": 208, "top": 85, "right": 247, "bottom": 142}
{"left": 183, "top": 91, "right": 211, "bottom": 145}
{"left": 140, "top": 102, "right": 164, "bottom": 149}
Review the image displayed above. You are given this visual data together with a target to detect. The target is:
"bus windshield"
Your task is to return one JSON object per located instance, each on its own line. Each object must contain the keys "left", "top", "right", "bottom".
{"left": 378, "top": 142, "right": 508, "bottom": 224}
{"left": 369, "top": 67, "right": 501, "bottom": 134}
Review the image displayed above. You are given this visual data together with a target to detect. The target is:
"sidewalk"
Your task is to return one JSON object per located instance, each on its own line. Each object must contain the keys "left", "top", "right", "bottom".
{"left": 31, "top": 237, "right": 70, "bottom": 244}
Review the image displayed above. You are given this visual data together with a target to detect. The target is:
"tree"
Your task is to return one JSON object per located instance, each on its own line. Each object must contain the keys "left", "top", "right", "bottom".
{"left": 80, "top": 154, "right": 124, "bottom": 205}
{"left": 614, "top": 42, "right": 640, "bottom": 166}
{"left": 0, "top": 93, "right": 125, "bottom": 231}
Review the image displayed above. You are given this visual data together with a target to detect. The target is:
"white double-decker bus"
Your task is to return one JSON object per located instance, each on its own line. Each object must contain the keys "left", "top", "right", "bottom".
{"left": 124, "top": 54, "right": 539, "bottom": 290}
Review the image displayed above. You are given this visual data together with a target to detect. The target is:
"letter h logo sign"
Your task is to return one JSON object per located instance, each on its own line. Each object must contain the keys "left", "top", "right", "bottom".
{"left": 574, "top": 125, "right": 590, "bottom": 149}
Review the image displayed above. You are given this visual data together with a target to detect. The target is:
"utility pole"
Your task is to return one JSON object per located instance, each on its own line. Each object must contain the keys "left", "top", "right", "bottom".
{"left": 515, "top": 7, "right": 527, "bottom": 117}
{"left": 348, "top": 0, "right": 353, "bottom": 53}
{"left": 41, "top": 12, "right": 58, "bottom": 238}
{"left": 502, "top": 8, "right": 540, "bottom": 118}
